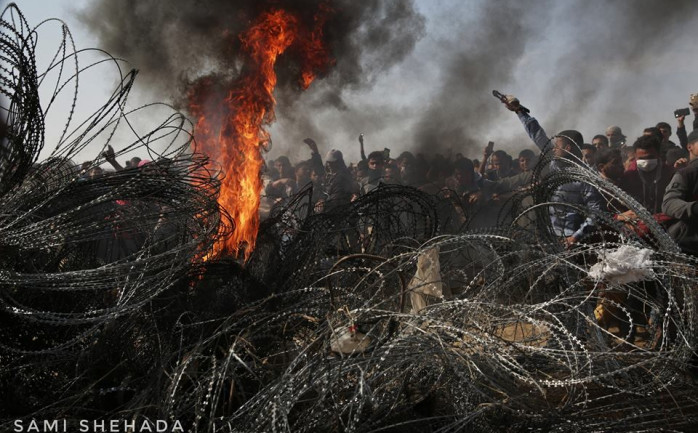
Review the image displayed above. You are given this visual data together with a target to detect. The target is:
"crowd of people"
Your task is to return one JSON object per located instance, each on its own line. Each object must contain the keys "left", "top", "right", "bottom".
{"left": 260, "top": 93, "right": 698, "bottom": 255}
{"left": 78, "top": 93, "right": 698, "bottom": 257}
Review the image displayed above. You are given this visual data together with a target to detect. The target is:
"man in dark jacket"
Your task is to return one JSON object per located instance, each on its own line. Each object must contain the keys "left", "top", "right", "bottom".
{"left": 619, "top": 135, "right": 674, "bottom": 214}
{"left": 662, "top": 129, "right": 698, "bottom": 255}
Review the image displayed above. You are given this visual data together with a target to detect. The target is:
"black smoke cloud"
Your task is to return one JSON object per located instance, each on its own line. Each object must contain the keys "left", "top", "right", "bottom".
{"left": 412, "top": 1, "right": 550, "bottom": 155}
{"left": 79, "top": 0, "right": 697, "bottom": 162}
{"left": 411, "top": 0, "right": 697, "bottom": 156}
{"left": 79, "top": 0, "right": 425, "bottom": 108}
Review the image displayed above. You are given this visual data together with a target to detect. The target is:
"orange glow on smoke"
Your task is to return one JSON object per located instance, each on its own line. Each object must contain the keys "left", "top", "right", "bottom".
{"left": 188, "top": 6, "right": 334, "bottom": 260}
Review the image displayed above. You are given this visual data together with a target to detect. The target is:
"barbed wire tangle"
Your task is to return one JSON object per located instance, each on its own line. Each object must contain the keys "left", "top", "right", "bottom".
{"left": 1, "top": 4, "right": 697, "bottom": 433}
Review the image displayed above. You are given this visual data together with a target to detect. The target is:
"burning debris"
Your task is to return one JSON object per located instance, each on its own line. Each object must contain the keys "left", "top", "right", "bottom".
{"left": 2, "top": 4, "right": 698, "bottom": 433}
{"left": 79, "top": 1, "right": 426, "bottom": 256}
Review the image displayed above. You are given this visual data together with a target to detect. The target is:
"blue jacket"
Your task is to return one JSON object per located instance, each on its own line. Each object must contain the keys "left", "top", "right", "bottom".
{"left": 517, "top": 112, "right": 604, "bottom": 240}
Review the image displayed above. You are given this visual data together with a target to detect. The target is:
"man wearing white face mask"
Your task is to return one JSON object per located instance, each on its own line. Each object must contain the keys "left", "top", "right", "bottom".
{"left": 619, "top": 135, "right": 674, "bottom": 214}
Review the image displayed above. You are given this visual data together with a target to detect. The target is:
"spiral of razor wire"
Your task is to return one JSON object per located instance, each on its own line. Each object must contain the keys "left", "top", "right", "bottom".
{"left": 2, "top": 4, "right": 698, "bottom": 432}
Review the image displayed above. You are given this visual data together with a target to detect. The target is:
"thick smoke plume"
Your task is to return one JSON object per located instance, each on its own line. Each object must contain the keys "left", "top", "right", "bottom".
{"left": 412, "top": 0, "right": 697, "bottom": 156}
{"left": 412, "top": 1, "right": 549, "bottom": 154}
{"left": 79, "top": 0, "right": 698, "bottom": 161}
{"left": 79, "top": 0, "right": 425, "bottom": 112}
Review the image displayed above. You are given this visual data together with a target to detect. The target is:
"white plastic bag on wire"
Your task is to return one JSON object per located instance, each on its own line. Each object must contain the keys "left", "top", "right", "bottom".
{"left": 588, "top": 245, "right": 655, "bottom": 284}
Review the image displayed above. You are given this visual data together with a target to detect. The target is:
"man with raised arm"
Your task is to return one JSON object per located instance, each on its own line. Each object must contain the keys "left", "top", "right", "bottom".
{"left": 499, "top": 94, "right": 605, "bottom": 247}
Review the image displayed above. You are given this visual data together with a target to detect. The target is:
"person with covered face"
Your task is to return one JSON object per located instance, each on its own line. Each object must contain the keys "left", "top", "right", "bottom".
{"left": 501, "top": 95, "right": 604, "bottom": 248}
{"left": 594, "top": 148, "right": 658, "bottom": 228}
{"left": 606, "top": 125, "right": 627, "bottom": 148}
{"left": 619, "top": 135, "right": 674, "bottom": 215}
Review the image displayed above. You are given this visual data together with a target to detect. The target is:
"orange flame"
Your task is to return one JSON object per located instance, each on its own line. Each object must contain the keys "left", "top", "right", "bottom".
{"left": 189, "top": 6, "right": 334, "bottom": 260}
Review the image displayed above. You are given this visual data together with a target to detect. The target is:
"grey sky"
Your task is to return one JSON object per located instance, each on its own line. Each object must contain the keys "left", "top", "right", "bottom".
{"left": 6, "top": 0, "right": 698, "bottom": 165}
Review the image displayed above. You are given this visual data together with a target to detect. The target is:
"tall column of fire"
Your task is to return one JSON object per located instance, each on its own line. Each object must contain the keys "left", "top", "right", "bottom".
{"left": 188, "top": 6, "right": 333, "bottom": 260}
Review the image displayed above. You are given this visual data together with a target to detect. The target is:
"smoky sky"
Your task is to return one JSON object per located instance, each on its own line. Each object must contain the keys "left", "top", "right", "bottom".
{"left": 543, "top": 0, "right": 697, "bottom": 136}
{"left": 412, "top": 0, "right": 698, "bottom": 156}
{"left": 411, "top": 1, "right": 550, "bottom": 154}
{"left": 77, "top": 0, "right": 698, "bottom": 163}
{"left": 79, "top": 0, "right": 426, "bottom": 107}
